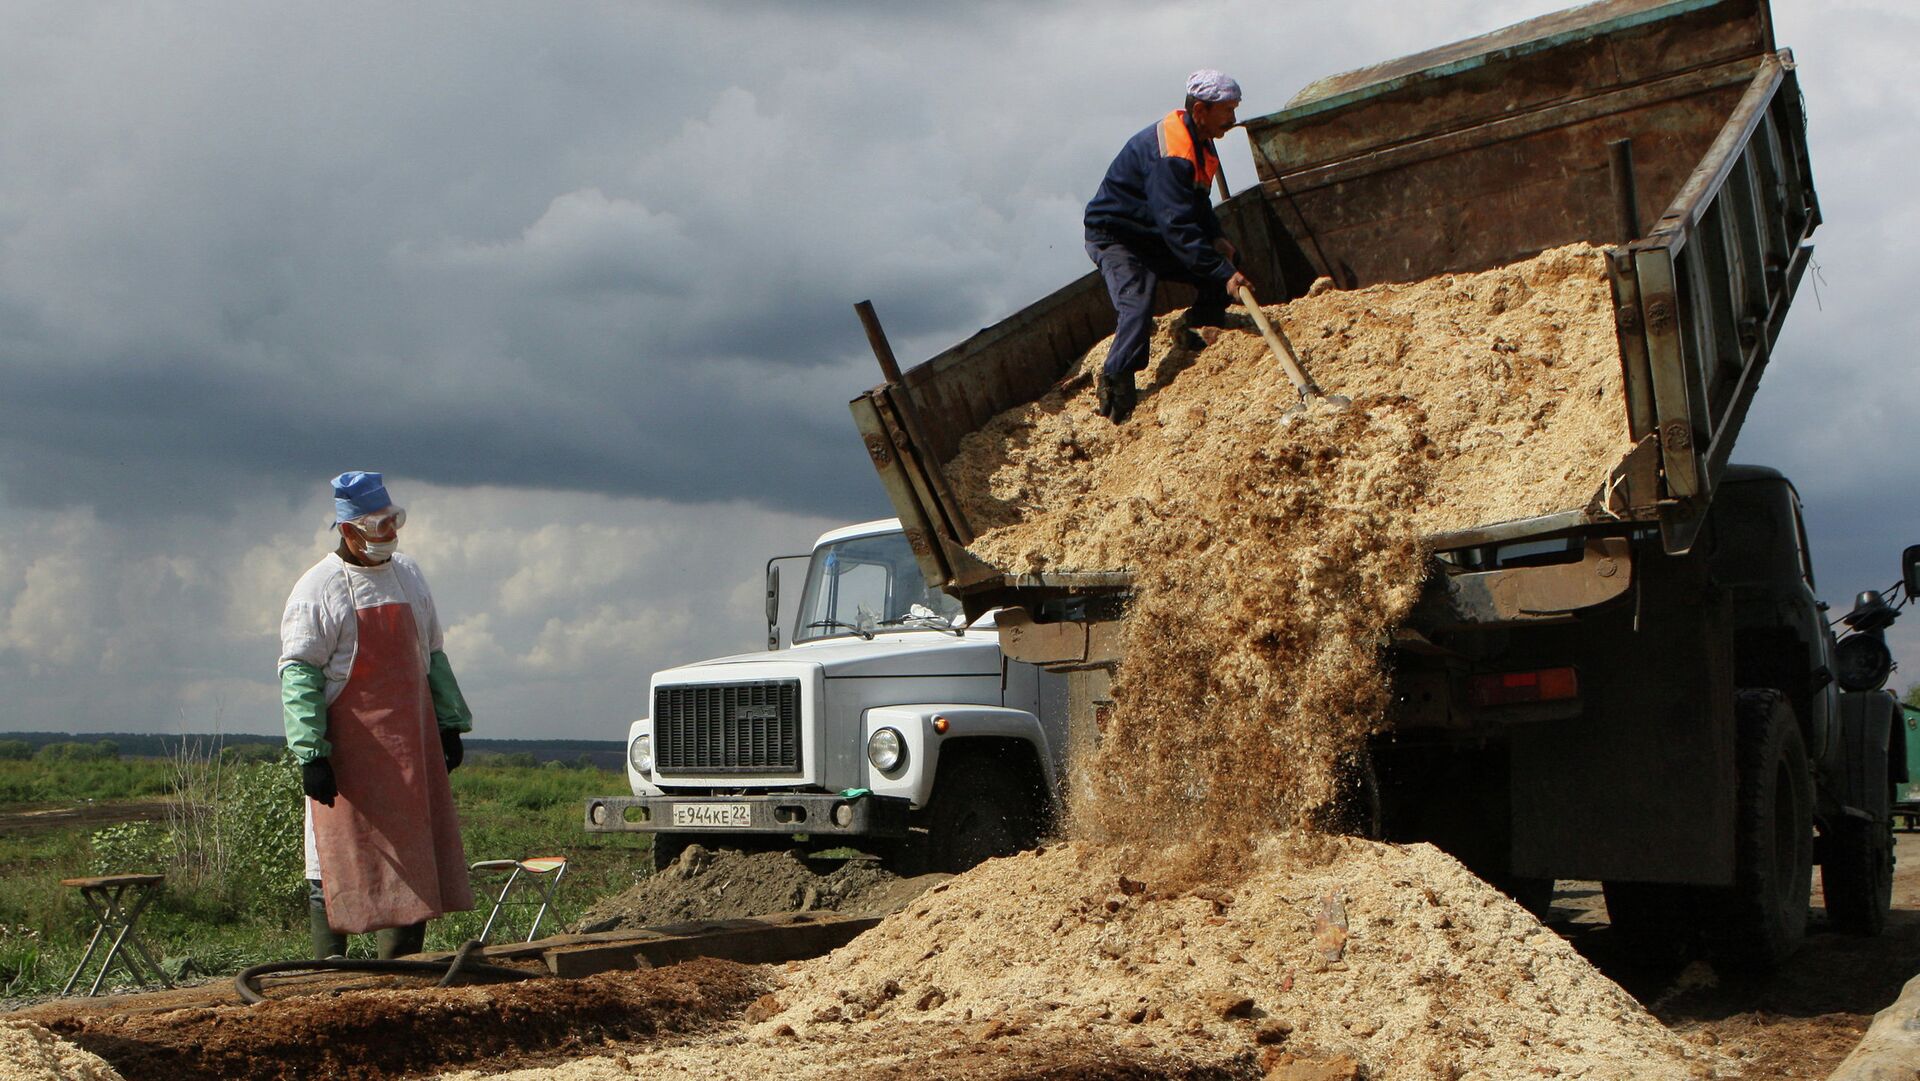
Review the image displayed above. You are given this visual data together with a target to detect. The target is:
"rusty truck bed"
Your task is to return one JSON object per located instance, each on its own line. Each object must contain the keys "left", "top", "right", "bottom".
{"left": 850, "top": 0, "right": 1817, "bottom": 618}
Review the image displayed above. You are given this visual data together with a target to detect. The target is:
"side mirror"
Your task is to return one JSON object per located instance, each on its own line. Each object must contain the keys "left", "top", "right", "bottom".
{"left": 765, "top": 566, "right": 781, "bottom": 651}
{"left": 1904, "top": 543, "right": 1920, "bottom": 599}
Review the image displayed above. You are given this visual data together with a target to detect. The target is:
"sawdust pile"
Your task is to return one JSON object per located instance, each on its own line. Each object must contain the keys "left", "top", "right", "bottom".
{"left": 0, "top": 1020, "right": 123, "bottom": 1081}
{"left": 946, "top": 243, "right": 1629, "bottom": 854}
{"left": 461, "top": 837, "right": 1719, "bottom": 1081}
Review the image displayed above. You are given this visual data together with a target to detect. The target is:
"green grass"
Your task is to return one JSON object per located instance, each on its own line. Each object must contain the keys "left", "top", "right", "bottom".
{"left": 0, "top": 759, "right": 651, "bottom": 997}
{"left": 0, "top": 758, "right": 173, "bottom": 804}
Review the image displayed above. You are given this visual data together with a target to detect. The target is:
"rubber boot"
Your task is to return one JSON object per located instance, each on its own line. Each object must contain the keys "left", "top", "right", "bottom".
{"left": 376, "top": 921, "right": 427, "bottom": 960}
{"left": 307, "top": 880, "right": 346, "bottom": 960}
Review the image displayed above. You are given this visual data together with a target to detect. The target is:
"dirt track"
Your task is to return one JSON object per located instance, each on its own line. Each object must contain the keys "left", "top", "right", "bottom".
{"left": 0, "top": 801, "right": 169, "bottom": 838}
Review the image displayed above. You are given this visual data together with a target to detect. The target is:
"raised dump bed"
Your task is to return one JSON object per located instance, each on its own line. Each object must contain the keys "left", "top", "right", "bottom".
{"left": 851, "top": 0, "right": 1817, "bottom": 616}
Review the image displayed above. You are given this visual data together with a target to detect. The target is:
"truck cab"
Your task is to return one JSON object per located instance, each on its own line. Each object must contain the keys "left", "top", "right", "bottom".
{"left": 585, "top": 519, "right": 1067, "bottom": 873}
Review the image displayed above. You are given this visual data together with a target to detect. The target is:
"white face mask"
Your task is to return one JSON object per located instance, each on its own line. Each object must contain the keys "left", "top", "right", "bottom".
{"left": 359, "top": 538, "right": 399, "bottom": 563}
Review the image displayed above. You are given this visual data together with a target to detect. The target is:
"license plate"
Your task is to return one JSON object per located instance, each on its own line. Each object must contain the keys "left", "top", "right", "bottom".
{"left": 671, "top": 802, "right": 752, "bottom": 828}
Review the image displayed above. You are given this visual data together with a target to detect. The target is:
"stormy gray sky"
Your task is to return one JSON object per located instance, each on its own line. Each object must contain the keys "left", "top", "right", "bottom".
{"left": 1, "top": 1, "right": 1916, "bottom": 743}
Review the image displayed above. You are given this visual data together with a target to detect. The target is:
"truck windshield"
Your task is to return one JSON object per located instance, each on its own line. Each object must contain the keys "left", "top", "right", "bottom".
{"left": 794, "top": 531, "right": 965, "bottom": 643}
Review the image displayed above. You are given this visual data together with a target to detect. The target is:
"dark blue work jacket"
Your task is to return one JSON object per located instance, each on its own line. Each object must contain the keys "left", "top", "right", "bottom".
{"left": 1084, "top": 109, "right": 1230, "bottom": 283}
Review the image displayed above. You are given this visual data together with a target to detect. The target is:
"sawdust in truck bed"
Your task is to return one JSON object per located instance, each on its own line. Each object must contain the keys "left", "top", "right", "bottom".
{"left": 951, "top": 242, "right": 1629, "bottom": 566}
{"left": 945, "top": 242, "right": 1631, "bottom": 857}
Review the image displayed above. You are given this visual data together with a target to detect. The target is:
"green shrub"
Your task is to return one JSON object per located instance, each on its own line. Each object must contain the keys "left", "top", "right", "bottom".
{"left": 215, "top": 757, "right": 307, "bottom": 921}
{"left": 89, "top": 820, "right": 170, "bottom": 876}
{"left": 0, "top": 740, "right": 30, "bottom": 761}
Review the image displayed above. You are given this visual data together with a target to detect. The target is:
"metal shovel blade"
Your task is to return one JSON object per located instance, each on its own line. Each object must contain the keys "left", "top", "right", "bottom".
{"left": 1238, "top": 287, "right": 1351, "bottom": 419}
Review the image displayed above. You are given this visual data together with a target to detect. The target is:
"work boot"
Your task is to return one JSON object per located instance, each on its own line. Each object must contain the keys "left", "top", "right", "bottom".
{"left": 1174, "top": 314, "right": 1222, "bottom": 353}
{"left": 376, "top": 921, "right": 427, "bottom": 960}
{"left": 1096, "top": 371, "right": 1138, "bottom": 424}
{"left": 308, "top": 893, "right": 346, "bottom": 960}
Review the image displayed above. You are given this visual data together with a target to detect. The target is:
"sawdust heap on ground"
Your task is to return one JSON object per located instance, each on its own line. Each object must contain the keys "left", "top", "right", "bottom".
{"left": 761, "top": 836, "right": 1717, "bottom": 1080}
{"left": 0, "top": 1020, "right": 123, "bottom": 1081}
{"left": 944, "top": 243, "right": 1629, "bottom": 859}
{"left": 572, "top": 846, "right": 947, "bottom": 932}
{"left": 462, "top": 837, "right": 1720, "bottom": 1081}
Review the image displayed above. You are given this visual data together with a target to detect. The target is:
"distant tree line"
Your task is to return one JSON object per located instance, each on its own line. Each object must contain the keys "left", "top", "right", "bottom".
{"left": 0, "top": 730, "right": 622, "bottom": 768}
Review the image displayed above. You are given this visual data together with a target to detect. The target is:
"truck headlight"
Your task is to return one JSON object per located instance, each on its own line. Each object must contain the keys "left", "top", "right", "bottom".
{"left": 866, "top": 727, "right": 904, "bottom": 772}
{"left": 629, "top": 734, "right": 653, "bottom": 775}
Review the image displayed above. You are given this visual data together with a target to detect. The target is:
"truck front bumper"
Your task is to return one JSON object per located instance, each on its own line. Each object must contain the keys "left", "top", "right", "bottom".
{"left": 583, "top": 792, "right": 911, "bottom": 838}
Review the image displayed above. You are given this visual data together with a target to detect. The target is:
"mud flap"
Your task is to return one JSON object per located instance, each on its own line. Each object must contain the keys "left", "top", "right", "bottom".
{"left": 1836, "top": 691, "right": 1895, "bottom": 822}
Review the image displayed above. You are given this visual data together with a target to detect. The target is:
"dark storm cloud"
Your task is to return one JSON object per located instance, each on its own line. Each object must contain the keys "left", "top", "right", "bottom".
{"left": 0, "top": 3, "right": 1071, "bottom": 522}
{"left": 2, "top": 0, "right": 1918, "bottom": 739}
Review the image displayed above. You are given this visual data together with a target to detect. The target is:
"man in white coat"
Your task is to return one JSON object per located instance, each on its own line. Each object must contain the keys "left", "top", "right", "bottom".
{"left": 279, "top": 470, "right": 474, "bottom": 960}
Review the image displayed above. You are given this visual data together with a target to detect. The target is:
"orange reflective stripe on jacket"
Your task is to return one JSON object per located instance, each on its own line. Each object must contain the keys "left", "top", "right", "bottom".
{"left": 1156, "top": 110, "right": 1219, "bottom": 190}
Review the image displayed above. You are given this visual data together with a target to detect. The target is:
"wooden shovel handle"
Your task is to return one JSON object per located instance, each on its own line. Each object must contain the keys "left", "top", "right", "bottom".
{"left": 1238, "top": 286, "right": 1320, "bottom": 397}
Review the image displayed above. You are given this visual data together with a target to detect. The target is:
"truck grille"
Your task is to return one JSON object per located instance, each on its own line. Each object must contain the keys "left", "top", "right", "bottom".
{"left": 654, "top": 679, "right": 802, "bottom": 774}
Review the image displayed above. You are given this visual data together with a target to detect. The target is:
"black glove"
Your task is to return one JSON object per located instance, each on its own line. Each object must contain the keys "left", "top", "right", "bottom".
{"left": 441, "top": 729, "right": 465, "bottom": 772}
{"left": 302, "top": 758, "right": 338, "bottom": 806}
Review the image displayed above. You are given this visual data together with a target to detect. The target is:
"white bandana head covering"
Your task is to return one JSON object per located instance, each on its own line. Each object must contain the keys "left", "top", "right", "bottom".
{"left": 1187, "top": 69, "right": 1242, "bottom": 104}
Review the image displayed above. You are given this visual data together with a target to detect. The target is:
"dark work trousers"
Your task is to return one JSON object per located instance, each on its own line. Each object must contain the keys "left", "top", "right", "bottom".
{"left": 1085, "top": 234, "right": 1230, "bottom": 380}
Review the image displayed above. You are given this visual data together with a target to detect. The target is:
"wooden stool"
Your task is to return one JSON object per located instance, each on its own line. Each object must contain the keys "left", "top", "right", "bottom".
{"left": 469, "top": 856, "right": 568, "bottom": 944}
{"left": 60, "top": 874, "right": 174, "bottom": 996}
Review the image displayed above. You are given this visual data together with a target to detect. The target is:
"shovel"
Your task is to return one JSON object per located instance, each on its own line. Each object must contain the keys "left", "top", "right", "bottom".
{"left": 1238, "top": 286, "right": 1351, "bottom": 419}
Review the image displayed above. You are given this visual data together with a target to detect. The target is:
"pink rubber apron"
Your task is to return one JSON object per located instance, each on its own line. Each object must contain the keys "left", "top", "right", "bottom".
{"left": 312, "top": 601, "right": 471, "bottom": 933}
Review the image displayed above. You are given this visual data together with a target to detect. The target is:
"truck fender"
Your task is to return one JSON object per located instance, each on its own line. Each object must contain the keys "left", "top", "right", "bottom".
{"left": 862, "top": 705, "right": 1058, "bottom": 810}
{"left": 625, "top": 718, "right": 664, "bottom": 798}
{"left": 1834, "top": 691, "right": 1896, "bottom": 821}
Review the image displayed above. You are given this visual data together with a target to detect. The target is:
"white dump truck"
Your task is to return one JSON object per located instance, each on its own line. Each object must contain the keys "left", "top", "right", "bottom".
{"left": 584, "top": 518, "right": 1067, "bottom": 874}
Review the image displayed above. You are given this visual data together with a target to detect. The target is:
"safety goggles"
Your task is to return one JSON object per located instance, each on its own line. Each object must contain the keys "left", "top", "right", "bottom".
{"left": 342, "top": 507, "right": 406, "bottom": 537}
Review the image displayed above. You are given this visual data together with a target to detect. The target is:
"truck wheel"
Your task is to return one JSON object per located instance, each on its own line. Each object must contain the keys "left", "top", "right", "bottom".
{"left": 919, "top": 751, "right": 1043, "bottom": 875}
{"left": 1704, "top": 689, "right": 1814, "bottom": 970}
{"left": 1822, "top": 809, "right": 1894, "bottom": 936}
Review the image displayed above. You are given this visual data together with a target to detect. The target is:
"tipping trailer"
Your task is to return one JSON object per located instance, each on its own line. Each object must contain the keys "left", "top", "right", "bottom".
{"left": 851, "top": 0, "right": 1915, "bottom": 965}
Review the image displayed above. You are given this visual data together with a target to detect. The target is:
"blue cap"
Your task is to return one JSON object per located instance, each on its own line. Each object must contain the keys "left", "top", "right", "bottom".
{"left": 331, "top": 471, "right": 392, "bottom": 524}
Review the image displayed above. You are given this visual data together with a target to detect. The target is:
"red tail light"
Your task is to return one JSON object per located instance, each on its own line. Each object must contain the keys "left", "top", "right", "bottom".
{"left": 1469, "top": 667, "right": 1579, "bottom": 708}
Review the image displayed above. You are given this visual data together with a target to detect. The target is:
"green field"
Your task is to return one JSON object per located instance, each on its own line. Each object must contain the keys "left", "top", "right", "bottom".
{"left": 0, "top": 751, "right": 651, "bottom": 999}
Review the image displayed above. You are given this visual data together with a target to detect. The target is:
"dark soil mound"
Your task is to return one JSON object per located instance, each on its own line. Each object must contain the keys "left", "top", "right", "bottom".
{"left": 45, "top": 957, "right": 764, "bottom": 1081}
{"left": 572, "top": 845, "right": 947, "bottom": 932}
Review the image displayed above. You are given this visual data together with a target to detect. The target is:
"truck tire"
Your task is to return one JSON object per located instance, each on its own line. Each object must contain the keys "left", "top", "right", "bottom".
{"left": 1823, "top": 808, "right": 1894, "bottom": 936}
{"left": 916, "top": 750, "right": 1044, "bottom": 875}
{"left": 1704, "top": 689, "right": 1814, "bottom": 971}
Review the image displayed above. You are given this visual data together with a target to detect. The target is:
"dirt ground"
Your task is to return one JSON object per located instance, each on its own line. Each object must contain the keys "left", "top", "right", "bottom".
{"left": 8, "top": 835, "right": 1915, "bottom": 1079}
{"left": 0, "top": 801, "right": 170, "bottom": 838}
{"left": 13, "top": 957, "right": 764, "bottom": 1081}
{"left": 1550, "top": 830, "right": 1920, "bottom": 1080}
{"left": 572, "top": 846, "right": 947, "bottom": 932}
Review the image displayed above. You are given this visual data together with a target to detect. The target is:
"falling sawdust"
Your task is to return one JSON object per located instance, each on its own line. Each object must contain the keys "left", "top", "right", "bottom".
{"left": 0, "top": 1020, "right": 123, "bottom": 1081}
{"left": 945, "top": 242, "right": 1631, "bottom": 864}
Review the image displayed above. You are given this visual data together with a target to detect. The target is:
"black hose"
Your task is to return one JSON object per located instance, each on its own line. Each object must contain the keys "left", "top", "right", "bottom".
{"left": 234, "top": 941, "right": 537, "bottom": 1005}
